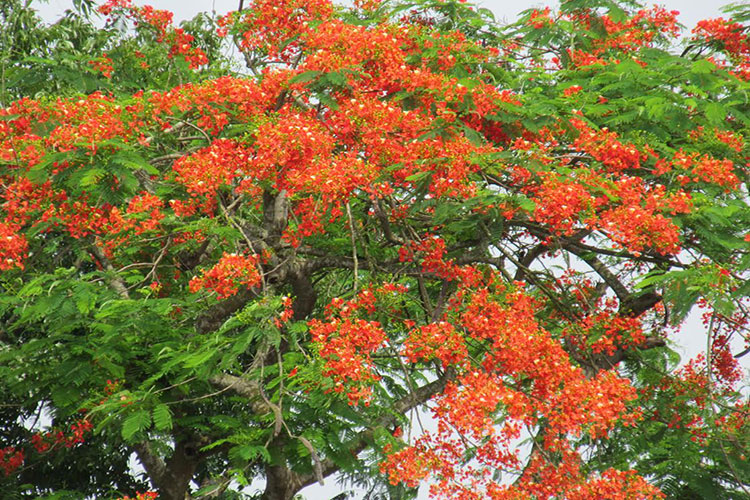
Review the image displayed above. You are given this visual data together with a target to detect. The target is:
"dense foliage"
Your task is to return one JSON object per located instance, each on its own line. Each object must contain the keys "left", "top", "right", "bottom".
{"left": 0, "top": 0, "right": 748, "bottom": 498}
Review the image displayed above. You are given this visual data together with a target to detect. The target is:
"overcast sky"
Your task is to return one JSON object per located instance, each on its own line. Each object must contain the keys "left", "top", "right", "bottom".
{"left": 30, "top": 0, "right": 749, "bottom": 498}
{"left": 37, "top": 0, "right": 733, "bottom": 30}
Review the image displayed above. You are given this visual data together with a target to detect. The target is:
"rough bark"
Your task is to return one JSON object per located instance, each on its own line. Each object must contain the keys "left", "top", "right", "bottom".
{"left": 134, "top": 439, "right": 201, "bottom": 500}
{"left": 261, "top": 464, "right": 305, "bottom": 500}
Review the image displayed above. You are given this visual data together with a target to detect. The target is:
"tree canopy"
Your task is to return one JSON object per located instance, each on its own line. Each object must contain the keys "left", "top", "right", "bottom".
{"left": 0, "top": 0, "right": 748, "bottom": 498}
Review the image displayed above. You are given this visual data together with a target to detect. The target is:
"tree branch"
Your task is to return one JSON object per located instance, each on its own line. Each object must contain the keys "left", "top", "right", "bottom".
{"left": 298, "top": 371, "right": 453, "bottom": 489}
{"left": 566, "top": 247, "right": 630, "bottom": 302}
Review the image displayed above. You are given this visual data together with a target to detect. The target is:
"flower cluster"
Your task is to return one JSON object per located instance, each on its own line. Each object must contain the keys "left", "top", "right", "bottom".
{"left": 382, "top": 279, "right": 644, "bottom": 496}
{"left": 0, "top": 222, "right": 28, "bottom": 270}
{"left": 310, "top": 315, "right": 386, "bottom": 405}
{"left": 173, "top": 139, "right": 252, "bottom": 198}
{"left": 310, "top": 288, "right": 405, "bottom": 405}
{"left": 570, "top": 118, "right": 644, "bottom": 173}
{"left": 671, "top": 150, "right": 739, "bottom": 189}
{"left": 116, "top": 492, "right": 158, "bottom": 500}
{"left": 528, "top": 7, "right": 554, "bottom": 29}
{"left": 531, "top": 166, "right": 690, "bottom": 255}
{"left": 568, "top": 469, "right": 665, "bottom": 499}
{"left": 533, "top": 175, "right": 598, "bottom": 235}
{"left": 0, "top": 447, "right": 24, "bottom": 476}
{"left": 89, "top": 53, "right": 114, "bottom": 78}
{"left": 564, "top": 312, "right": 647, "bottom": 356}
{"left": 600, "top": 6, "right": 680, "bottom": 52}
{"left": 229, "top": 0, "right": 334, "bottom": 60}
{"left": 30, "top": 419, "right": 94, "bottom": 453}
{"left": 98, "top": 0, "right": 208, "bottom": 69}
{"left": 693, "top": 18, "right": 748, "bottom": 58}
{"left": 124, "top": 192, "right": 164, "bottom": 234}
{"left": 0, "top": 417, "right": 94, "bottom": 479}
{"left": 715, "top": 128, "right": 744, "bottom": 152}
{"left": 380, "top": 440, "right": 436, "bottom": 488}
{"left": 189, "top": 253, "right": 262, "bottom": 299}
{"left": 402, "top": 322, "right": 468, "bottom": 368}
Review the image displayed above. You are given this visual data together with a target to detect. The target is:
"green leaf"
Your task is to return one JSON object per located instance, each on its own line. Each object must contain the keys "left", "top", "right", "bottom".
{"left": 289, "top": 71, "right": 322, "bottom": 84}
{"left": 635, "top": 271, "right": 667, "bottom": 290}
{"left": 229, "top": 444, "right": 271, "bottom": 463}
{"left": 316, "top": 92, "right": 340, "bottom": 110}
{"left": 692, "top": 59, "right": 715, "bottom": 75}
{"left": 461, "top": 125, "right": 484, "bottom": 145}
{"left": 152, "top": 403, "right": 172, "bottom": 431}
{"left": 183, "top": 349, "right": 217, "bottom": 369}
{"left": 122, "top": 410, "right": 151, "bottom": 441}
{"left": 404, "top": 170, "right": 432, "bottom": 183}
{"left": 704, "top": 102, "right": 727, "bottom": 124}
{"left": 324, "top": 71, "right": 348, "bottom": 86}
{"left": 75, "top": 292, "right": 95, "bottom": 314}
{"left": 514, "top": 195, "right": 536, "bottom": 212}
{"left": 112, "top": 149, "right": 159, "bottom": 176}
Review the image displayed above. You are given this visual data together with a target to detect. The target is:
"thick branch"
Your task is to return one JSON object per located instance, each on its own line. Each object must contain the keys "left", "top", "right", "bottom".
{"left": 291, "top": 272, "right": 317, "bottom": 321}
{"left": 563, "top": 241, "right": 662, "bottom": 317}
{"left": 208, "top": 373, "right": 274, "bottom": 416}
{"left": 513, "top": 242, "right": 549, "bottom": 281}
{"left": 575, "top": 335, "right": 666, "bottom": 377}
{"left": 166, "top": 439, "right": 202, "bottom": 500}
{"left": 262, "top": 463, "right": 305, "bottom": 500}
{"left": 263, "top": 189, "right": 289, "bottom": 247}
{"left": 515, "top": 221, "right": 685, "bottom": 268}
{"left": 196, "top": 287, "right": 260, "bottom": 334}
{"left": 373, "top": 199, "right": 404, "bottom": 245}
{"left": 567, "top": 249, "right": 630, "bottom": 302}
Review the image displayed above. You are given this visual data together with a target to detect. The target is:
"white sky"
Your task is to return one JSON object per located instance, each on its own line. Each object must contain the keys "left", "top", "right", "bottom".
{"left": 29, "top": 0, "right": 749, "bottom": 498}
{"left": 37, "top": 0, "right": 733, "bottom": 30}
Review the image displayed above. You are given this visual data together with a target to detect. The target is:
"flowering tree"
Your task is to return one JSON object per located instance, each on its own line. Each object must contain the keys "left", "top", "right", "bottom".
{"left": 0, "top": 0, "right": 748, "bottom": 498}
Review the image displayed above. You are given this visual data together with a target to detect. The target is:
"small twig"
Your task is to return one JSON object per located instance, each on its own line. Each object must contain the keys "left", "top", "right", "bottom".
{"left": 143, "top": 237, "right": 172, "bottom": 285}
{"left": 259, "top": 360, "right": 283, "bottom": 441}
{"left": 416, "top": 274, "right": 433, "bottom": 320}
{"left": 373, "top": 199, "right": 404, "bottom": 245}
{"left": 164, "top": 117, "right": 212, "bottom": 144}
{"left": 734, "top": 345, "right": 750, "bottom": 359}
{"left": 297, "top": 436, "right": 325, "bottom": 485}
{"left": 383, "top": 338, "right": 427, "bottom": 439}
{"left": 703, "top": 314, "right": 750, "bottom": 495}
{"left": 706, "top": 314, "right": 715, "bottom": 389}
{"left": 219, "top": 199, "right": 266, "bottom": 291}
{"left": 153, "top": 376, "right": 198, "bottom": 395}
{"left": 346, "top": 201, "right": 359, "bottom": 292}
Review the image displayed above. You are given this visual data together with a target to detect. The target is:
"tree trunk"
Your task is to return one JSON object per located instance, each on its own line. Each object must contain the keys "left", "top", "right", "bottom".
{"left": 137, "top": 439, "right": 200, "bottom": 500}
{"left": 261, "top": 464, "right": 304, "bottom": 500}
